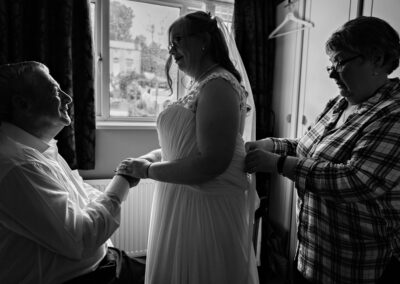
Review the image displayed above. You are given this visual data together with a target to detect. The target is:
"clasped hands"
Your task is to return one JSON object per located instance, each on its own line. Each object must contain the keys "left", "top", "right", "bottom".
{"left": 116, "top": 157, "right": 152, "bottom": 179}
{"left": 115, "top": 158, "right": 152, "bottom": 188}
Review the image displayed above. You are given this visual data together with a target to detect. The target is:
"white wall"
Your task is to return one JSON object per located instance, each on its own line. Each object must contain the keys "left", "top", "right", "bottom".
{"left": 270, "top": 0, "right": 360, "bottom": 264}
{"left": 270, "top": 0, "right": 305, "bottom": 234}
{"left": 79, "top": 129, "right": 159, "bottom": 179}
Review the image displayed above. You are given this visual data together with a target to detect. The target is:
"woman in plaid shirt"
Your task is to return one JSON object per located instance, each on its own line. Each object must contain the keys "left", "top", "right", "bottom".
{"left": 245, "top": 16, "right": 400, "bottom": 284}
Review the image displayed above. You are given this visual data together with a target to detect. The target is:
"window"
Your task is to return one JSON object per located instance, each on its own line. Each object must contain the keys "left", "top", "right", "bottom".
{"left": 126, "top": 58, "right": 134, "bottom": 71}
{"left": 91, "top": 0, "right": 234, "bottom": 128}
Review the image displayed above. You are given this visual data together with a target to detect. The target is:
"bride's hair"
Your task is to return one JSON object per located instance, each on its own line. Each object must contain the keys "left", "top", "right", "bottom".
{"left": 165, "top": 11, "right": 242, "bottom": 94}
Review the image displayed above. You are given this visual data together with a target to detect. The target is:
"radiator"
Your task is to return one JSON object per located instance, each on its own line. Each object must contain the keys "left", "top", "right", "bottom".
{"left": 85, "top": 178, "right": 155, "bottom": 257}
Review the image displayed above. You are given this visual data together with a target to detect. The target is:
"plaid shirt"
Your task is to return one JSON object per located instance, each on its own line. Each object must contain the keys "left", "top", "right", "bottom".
{"left": 271, "top": 78, "right": 400, "bottom": 284}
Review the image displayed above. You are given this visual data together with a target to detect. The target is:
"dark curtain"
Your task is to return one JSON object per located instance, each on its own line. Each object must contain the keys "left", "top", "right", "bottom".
{"left": 234, "top": 0, "right": 289, "bottom": 282}
{"left": 0, "top": 0, "right": 95, "bottom": 169}
{"left": 234, "top": 0, "right": 276, "bottom": 196}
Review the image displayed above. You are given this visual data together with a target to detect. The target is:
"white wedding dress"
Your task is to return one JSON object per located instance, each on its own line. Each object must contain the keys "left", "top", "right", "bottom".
{"left": 145, "top": 69, "right": 259, "bottom": 284}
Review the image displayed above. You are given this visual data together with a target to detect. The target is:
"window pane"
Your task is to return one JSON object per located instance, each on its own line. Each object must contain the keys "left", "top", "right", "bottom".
{"left": 109, "top": 0, "right": 180, "bottom": 118}
{"left": 90, "top": 1, "right": 95, "bottom": 46}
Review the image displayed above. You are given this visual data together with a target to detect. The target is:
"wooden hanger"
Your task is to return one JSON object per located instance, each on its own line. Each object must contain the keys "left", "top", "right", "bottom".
{"left": 268, "top": 6, "right": 314, "bottom": 39}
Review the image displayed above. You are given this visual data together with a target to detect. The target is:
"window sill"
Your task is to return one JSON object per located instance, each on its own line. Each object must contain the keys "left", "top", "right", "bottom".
{"left": 96, "top": 120, "right": 157, "bottom": 130}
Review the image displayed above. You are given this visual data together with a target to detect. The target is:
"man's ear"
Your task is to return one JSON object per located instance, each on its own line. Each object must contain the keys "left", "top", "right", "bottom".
{"left": 371, "top": 50, "right": 386, "bottom": 69}
{"left": 12, "top": 95, "right": 32, "bottom": 113}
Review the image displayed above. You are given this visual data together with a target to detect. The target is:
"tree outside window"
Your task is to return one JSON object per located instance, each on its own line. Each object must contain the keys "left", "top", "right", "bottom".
{"left": 109, "top": 0, "right": 179, "bottom": 118}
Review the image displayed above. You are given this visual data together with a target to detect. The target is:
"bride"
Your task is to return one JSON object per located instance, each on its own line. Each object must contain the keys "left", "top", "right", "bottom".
{"left": 117, "top": 11, "right": 259, "bottom": 284}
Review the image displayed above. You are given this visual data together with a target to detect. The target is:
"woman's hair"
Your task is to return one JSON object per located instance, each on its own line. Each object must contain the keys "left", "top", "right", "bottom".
{"left": 326, "top": 16, "right": 400, "bottom": 74}
{"left": 0, "top": 61, "right": 49, "bottom": 121}
{"left": 165, "top": 11, "right": 241, "bottom": 92}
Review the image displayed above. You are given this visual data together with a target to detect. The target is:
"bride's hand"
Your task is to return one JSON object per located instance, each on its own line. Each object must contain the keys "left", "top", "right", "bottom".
{"left": 116, "top": 158, "right": 152, "bottom": 179}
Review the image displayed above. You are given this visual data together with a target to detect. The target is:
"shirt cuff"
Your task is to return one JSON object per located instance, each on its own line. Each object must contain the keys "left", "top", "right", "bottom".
{"left": 270, "top": 137, "right": 287, "bottom": 155}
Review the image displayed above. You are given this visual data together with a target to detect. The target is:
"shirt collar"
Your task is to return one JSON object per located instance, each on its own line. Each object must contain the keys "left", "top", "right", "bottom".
{"left": 359, "top": 78, "right": 400, "bottom": 109}
{"left": 333, "top": 78, "right": 400, "bottom": 115}
{"left": 0, "top": 122, "right": 56, "bottom": 153}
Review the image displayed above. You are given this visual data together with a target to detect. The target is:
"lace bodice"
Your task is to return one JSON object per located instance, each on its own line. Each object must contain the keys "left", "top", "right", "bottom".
{"left": 169, "top": 69, "right": 248, "bottom": 113}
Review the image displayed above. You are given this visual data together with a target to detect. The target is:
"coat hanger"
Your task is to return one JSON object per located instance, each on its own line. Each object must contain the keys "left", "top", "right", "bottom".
{"left": 268, "top": 1, "right": 314, "bottom": 39}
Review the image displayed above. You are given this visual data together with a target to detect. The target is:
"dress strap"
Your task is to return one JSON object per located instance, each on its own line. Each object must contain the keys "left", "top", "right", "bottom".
{"left": 196, "top": 70, "right": 248, "bottom": 112}
{"left": 168, "top": 70, "right": 248, "bottom": 114}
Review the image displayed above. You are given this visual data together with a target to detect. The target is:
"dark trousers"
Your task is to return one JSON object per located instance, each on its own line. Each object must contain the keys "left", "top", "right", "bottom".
{"left": 293, "top": 257, "right": 400, "bottom": 284}
{"left": 64, "top": 247, "right": 145, "bottom": 284}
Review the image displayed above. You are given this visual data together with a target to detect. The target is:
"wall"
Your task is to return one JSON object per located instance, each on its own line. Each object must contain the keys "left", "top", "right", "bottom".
{"left": 271, "top": 0, "right": 361, "bottom": 264}
{"left": 270, "top": 0, "right": 360, "bottom": 266}
{"left": 270, "top": 0, "right": 305, "bottom": 234}
{"left": 79, "top": 128, "right": 159, "bottom": 179}
{"left": 362, "top": 0, "right": 400, "bottom": 79}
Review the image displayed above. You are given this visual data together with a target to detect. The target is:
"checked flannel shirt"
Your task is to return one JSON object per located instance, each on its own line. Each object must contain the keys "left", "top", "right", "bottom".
{"left": 271, "top": 78, "right": 400, "bottom": 284}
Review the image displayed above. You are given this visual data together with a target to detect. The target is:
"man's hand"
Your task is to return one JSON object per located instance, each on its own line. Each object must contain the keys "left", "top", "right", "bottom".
{"left": 116, "top": 158, "right": 152, "bottom": 179}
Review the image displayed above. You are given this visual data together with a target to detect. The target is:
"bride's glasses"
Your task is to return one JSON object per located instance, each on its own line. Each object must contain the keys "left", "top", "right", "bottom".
{"left": 168, "top": 34, "right": 196, "bottom": 52}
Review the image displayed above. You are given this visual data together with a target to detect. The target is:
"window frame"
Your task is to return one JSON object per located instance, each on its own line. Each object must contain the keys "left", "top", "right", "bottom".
{"left": 91, "top": 0, "right": 233, "bottom": 129}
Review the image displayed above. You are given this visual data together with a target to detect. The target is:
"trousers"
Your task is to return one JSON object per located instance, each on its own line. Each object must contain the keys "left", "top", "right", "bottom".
{"left": 64, "top": 247, "right": 145, "bottom": 284}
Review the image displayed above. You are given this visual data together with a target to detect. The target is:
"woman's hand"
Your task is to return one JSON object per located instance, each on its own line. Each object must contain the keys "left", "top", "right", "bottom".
{"left": 116, "top": 158, "right": 152, "bottom": 179}
{"left": 245, "top": 138, "right": 274, "bottom": 153}
{"left": 244, "top": 148, "right": 279, "bottom": 174}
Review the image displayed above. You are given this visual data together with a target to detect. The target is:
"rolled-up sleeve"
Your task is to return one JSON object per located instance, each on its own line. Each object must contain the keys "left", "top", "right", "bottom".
{"left": 270, "top": 137, "right": 299, "bottom": 156}
{"left": 294, "top": 112, "right": 400, "bottom": 203}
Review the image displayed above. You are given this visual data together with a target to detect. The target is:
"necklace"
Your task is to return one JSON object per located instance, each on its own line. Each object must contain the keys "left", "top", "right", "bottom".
{"left": 190, "top": 63, "right": 219, "bottom": 87}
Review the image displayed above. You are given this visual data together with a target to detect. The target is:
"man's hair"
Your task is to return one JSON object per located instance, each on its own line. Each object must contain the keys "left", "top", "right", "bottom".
{"left": 0, "top": 61, "right": 49, "bottom": 121}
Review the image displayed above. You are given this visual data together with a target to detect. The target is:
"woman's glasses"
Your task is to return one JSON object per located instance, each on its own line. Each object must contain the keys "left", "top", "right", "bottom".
{"left": 168, "top": 34, "right": 197, "bottom": 52}
{"left": 326, "top": 55, "right": 361, "bottom": 74}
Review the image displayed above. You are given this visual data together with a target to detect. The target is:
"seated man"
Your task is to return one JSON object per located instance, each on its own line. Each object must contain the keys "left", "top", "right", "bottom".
{"left": 0, "top": 61, "right": 144, "bottom": 284}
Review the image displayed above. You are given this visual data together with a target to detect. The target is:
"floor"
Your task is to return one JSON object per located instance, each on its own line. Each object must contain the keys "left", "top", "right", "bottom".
{"left": 128, "top": 254, "right": 287, "bottom": 283}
